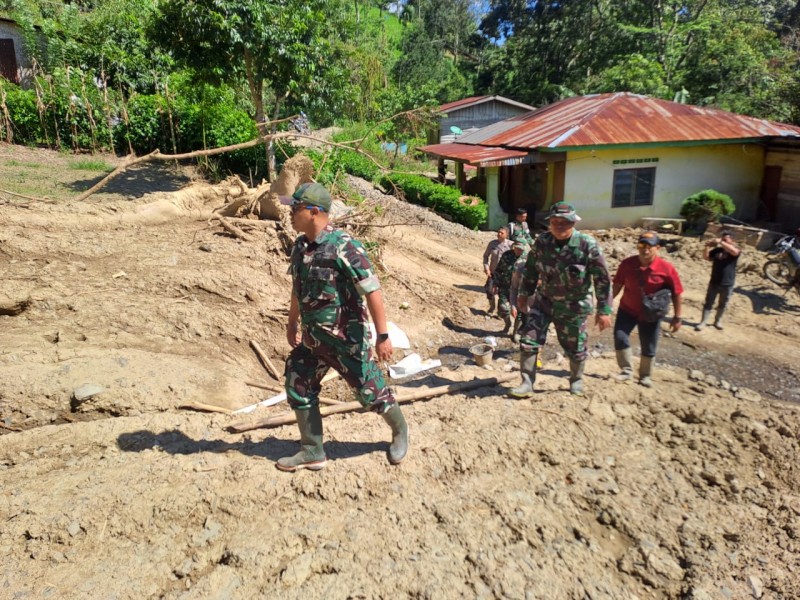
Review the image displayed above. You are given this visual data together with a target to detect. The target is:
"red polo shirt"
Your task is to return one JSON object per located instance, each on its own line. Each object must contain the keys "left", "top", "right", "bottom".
{"left": 614, "top": 255, "right": 683, "bottom": 319}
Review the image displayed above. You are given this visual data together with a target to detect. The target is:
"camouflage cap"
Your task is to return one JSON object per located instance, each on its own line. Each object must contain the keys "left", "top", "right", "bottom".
{"left": 546, "top": 201, "right": 581, "bottom": 222}
{"left": 512, "top": 241, "right": 529, "bottom": 251}
{"left": 279, "top": 182, "right": 332, "bottom": 212}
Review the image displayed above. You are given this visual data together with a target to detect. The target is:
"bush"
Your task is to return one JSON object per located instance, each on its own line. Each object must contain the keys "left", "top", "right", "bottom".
{"left": 380, "top": 172, "right": 487, "bottom": 229}
{"left": 680, "top": 189, "right": 736, "bottom": 226}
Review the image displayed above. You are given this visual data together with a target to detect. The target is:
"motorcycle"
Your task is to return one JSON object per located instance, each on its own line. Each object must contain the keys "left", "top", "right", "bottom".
{"left": 763, "top": 234, "right": 800, "bottom": 295}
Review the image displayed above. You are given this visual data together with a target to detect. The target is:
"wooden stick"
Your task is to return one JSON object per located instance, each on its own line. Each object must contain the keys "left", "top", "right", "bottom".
{"left": 249, "top": 340, "right": 281, "bottom": 380}
{"left": 179, "top": 402, "right": 233, "bottom": 415}
{"left": 243, "top": 381, "right": 342, "bottom": 405}
{"left": 209, "top": 215, "right": 252, "bottom": 242}
{"left": 228, "top": 372, "right": 518, "bottom": 433}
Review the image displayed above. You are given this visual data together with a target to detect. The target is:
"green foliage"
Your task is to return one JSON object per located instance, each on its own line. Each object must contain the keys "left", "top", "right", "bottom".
{"left": 680, "top": 189, "right": 736, "bottom": 225}
{"left": 69, "top": 159, "right": 113, "bottom": 171}
{"left": 380, "top": 172, "right": 487, "bottom": 229}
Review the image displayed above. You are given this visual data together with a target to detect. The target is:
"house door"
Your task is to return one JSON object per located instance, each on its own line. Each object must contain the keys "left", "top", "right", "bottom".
{"left": 0, "top": 39, "right": 19, "bottom": 84}
{"left": 759, "top": 165, "right": 782, "bottom": 221}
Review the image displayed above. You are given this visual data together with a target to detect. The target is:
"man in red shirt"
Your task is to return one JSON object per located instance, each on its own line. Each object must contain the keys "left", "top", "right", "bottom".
{"left": 611, "top": 231, "right": 683, "bottom": 387}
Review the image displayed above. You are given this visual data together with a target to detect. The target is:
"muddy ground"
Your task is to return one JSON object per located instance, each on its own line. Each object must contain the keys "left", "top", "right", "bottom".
{"left": 1, "top": 145, "right": 799, "bottom": 599}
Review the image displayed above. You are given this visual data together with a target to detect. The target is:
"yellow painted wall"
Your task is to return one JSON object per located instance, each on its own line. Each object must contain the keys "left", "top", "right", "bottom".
{"left": 562, "top": 144, "right": 764, "bottom": 229}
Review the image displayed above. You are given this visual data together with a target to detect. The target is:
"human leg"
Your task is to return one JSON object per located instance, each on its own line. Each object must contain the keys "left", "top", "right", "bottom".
{"left": 696, "top": 283, "right": 717, "bottom": 331}
{"left": 278, "top": 344, "right": 330, "bottom": 471}
{"left": 552, "top": 304, "right": 589, "bottom": 395}
{"left": 497, "top": 291, "right": 513, "bottom": 334}
{"left": 714, "top": 286, "right": 733, "bottom": 329}
{"left": 637, "top": 319, "right": 661, "bottom": 388}
{"left": 510, "top": 297, "right": 550, "bottom": 398}
{"left": 613, "top": 309, "right": 638, "bottom": 382}
{"left": 485, "top": 276, "right": 496, "bottom": 314}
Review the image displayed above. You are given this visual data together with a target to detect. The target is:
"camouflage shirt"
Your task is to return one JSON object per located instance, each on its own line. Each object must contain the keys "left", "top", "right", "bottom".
{"left": 519, "top": 230, "right": 612, "bottom": 314}
{"left": 493, "top": 249, "right": 518, "bottom": 293}
{"left": 288, "top": 224, "right": 381, "bottom": 337}
{"left": 508, "top": 221, "right": 535, "bottom": 246}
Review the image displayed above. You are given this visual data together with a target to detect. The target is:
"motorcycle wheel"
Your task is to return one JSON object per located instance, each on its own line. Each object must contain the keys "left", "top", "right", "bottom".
{"left": 763, "top": 259, "right": 791, "bottom": 287}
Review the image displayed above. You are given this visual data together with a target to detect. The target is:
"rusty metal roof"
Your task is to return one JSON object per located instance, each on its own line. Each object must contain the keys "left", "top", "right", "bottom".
{"left": 438, "top": 95, "right": 535, "bottom": 114}
{"left": 418, "top": 143, "right": 530, "bottom": 167}
{"left": 456, "top": 92, "right": 800, "bottom": 150}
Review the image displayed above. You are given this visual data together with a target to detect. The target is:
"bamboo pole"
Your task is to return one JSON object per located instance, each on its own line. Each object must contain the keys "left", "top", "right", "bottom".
{"left": 228, "top": 372, "right": 518, "bottom": 433}
{"left": 249, "top": 340, "right": 281, "bottom": 380}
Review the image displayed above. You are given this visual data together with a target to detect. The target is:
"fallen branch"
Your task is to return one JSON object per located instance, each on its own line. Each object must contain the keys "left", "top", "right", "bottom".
{"left": 179, "top": 402, "right": 233, "bottom": 415}
{"left": 0, "top": 187, "right": 48, "bottom": 201}
{"left": 249, "top": 340, "right": 282, "bottom": 380}
{"left": 209, "top": 215, "right": 252, "bottom": 242}
{"left": 229, "top": 372, "right": 518, "bottom": 433}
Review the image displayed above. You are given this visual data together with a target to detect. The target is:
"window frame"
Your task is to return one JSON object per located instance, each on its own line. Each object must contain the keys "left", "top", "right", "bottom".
{"left": 611, "top": 166, "right": 656, "bottom": 208}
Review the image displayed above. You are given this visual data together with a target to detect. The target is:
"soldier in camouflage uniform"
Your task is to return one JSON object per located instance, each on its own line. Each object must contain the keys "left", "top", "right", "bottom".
{"left": 277, "top": 183, "right": 408, "bottom": 472}
{"left": 510, "top": 202, "right": 612, "bottom": 397}
{"left": 509, "top": 242, "right": 531, "bottom": 342}
{"left": 493, "top": 241, "right": 527, "bottom": 335}
{"left": 508, "top": 207, "right": 535, "bottom": 246}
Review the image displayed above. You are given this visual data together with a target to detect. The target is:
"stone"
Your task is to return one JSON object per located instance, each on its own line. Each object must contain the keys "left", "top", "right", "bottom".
{"left": 689, "top": 370, "right": 705, "bottom": 381}
{"left": 747, "top": 575, "right": 763, "bottom": 598}
{"left": 281, "top": 552, "right": 313, "bottom": 586}
{"left": 67, "top": 521, "right": 81, "bottom": 537}
{"left": 72, "top": 384, "right": 105, "bottom": 403}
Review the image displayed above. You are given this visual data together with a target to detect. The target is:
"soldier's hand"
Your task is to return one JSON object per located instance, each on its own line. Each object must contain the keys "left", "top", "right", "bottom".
{"left": 287, "top": 323, "right": 301, "bottom": 347}
{"left": 511, "top": 306, "right": 518, "bottom": 318}
{"left": 595, "top": 314, "right": 612, "bottom": 332}
{"left": 375, "top": 338, "right": 393, "bottom": 362}
{"left": 517, "top": 295, "right": 528, "bottom": 312}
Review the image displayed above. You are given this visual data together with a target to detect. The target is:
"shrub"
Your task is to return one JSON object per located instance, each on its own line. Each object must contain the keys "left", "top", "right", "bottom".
{"left": 380, "top": 172, "right": 487, "bottom": 229}
{"left": 680, "top": 189, "right": 736, "bottom": 226}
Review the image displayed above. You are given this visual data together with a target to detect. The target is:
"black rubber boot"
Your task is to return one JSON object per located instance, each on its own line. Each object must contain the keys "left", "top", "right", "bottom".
{"left": 502, "top": 314, "right": 512, "bottom": 335}
{"left": 695, "top": 309, "right": 712, "bottom": 331}
{"left": 509, "top": 351, "right": 539, "bottom": 398}
{"left": 569, "top": 359, "right": 586, "bottom": 395}
{"left": 487, "top": 296, "right": 496, "bottom": 315}
{"left": 276, "top": 406, "right": 327, "bottom": 472}
{"left": 382, "top": 404, "right": 409, "bottom": 465}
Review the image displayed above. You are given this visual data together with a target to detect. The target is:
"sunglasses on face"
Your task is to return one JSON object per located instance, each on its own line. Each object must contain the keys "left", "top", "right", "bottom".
{"left": 637, "top": 242, "right": 654, "bottom": 249}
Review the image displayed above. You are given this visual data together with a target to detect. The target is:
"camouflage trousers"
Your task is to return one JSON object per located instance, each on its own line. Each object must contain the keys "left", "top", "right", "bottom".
{"left": 285, "top": 325, "right": 395, "bottom": 413}
{"left": 497, "top": 289, "right": 513, "bottom": 319}
{"left": 518, "top": 294, "right": 590, "bottom": 360}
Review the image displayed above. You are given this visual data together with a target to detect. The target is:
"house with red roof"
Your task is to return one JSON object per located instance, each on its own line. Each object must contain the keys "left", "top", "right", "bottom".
{"left": 420, "top": 92, "right": 800, "bottom": 231}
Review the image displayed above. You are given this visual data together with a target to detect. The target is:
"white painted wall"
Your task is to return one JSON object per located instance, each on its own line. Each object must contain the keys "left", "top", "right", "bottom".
{"left": 562, "top": 144, "right": 764, "bottom": 229}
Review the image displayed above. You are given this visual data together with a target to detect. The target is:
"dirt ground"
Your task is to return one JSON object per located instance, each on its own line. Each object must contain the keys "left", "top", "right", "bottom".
{"left": 1, "top": 144, "right": 799, "bottom": 599}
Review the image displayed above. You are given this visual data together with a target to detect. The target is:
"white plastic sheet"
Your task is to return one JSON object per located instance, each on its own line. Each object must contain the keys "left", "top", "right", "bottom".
{"left": 389, "top": 353, "right": 442, "bottom": 379}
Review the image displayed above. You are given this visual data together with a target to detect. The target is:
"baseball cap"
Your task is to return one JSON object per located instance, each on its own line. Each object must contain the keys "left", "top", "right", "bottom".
{"left": 638, "top": 231, "right": 661, "bottom": 246}
{"left": 547, "top": 202, "right": 581, "bottom": 222}
{"left": 279, "top": 182, "right": 332, "bottom": 212}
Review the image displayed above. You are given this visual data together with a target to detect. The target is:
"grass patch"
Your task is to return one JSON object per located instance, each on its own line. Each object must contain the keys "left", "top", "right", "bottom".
{"left": 5, "top": 160, "right": 42, "bottom": 168}
{"left": 69, "top": 159, "right": 114, "bottom": 172}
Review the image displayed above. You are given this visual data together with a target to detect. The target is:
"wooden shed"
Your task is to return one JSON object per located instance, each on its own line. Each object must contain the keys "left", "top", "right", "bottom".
{"left": 431, "top": 96, "right": 536, "bottom": 145}
{"left": 764, "top": 138, "right": 800, "bottom": 232}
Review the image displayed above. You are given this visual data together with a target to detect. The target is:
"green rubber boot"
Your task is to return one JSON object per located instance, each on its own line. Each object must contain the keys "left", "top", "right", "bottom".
{"left": 509, "top": 351, "right": 539, "bottom": 398}
{"left": 569, "top": 359, "right": 586, "bottom": 396}
{"left": 695, "top": 309, "right": 712, "bottom": 331}
{"left": 502, "top": 314, "right": 512, "bottom": 335}
{"left": 276, "top": 406, "right": 327, "bottom": 472}
{"left": 639, "top": 356, "right": 654, "bottom": 388}
{"left": 615, "top": 348, "right": 633, "bottom": 382}
{"left": 382, "top": 404, "right": 409, "bottom": 465}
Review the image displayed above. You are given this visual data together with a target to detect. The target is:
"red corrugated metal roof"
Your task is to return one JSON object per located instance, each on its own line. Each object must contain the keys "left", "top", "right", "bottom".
{"left": 456, "top": 92, "right": 800, "bottom": 149}
{"left": 418, "top": 143, "right": 529, "bottom": 167}
{"left": 438, "top": 96, "right": 490, "bottom": 113}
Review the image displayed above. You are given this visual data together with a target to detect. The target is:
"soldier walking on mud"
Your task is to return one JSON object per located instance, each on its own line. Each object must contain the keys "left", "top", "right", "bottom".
{"left": 493, "top": 241, "right": 528, "bottom": 337}
{"left": 482, "top": 226, "right": 512, "bottom": 316}
{"left": 278, "top": 182, "right": 408, "bottom": 472}
{"left": 511, "top": 202, "right": 612, "bottom": 397}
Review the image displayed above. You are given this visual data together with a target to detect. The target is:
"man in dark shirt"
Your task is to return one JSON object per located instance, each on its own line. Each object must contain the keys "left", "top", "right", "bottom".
{"left": 696, "top": 230, "right": 741, "bottom": 331}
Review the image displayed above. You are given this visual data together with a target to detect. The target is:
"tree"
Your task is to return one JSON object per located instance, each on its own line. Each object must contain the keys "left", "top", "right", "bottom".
{"left": 149, "top": 0, "right": 349, "bottom": 179}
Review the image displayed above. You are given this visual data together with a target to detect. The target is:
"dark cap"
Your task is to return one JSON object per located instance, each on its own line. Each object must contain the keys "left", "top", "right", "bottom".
{"left": 720, "top": 230, "right": 734, "bottom": 238}
{"left": 638, "top": 231, "right": 661, "bottom": 246}
{"left": 279, "top": 182, "right": 332, "bottom": 212}
{"left": 516, "top": 207, "right": 528, "bottom": 215}
{"left": 546, "top": 202, "right": 581, "bottom": 222}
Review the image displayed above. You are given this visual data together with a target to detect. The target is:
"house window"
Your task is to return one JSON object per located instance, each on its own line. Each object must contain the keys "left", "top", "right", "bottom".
{"left": 0, "top": 39, "right": 19, "bottom": 84}
{"left": 612, "top": 167, "right": 656, "bottom": 207}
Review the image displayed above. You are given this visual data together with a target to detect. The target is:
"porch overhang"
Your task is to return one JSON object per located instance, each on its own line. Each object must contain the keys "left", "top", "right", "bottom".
{"left": 419, "top": 143, "right": 530, "bottom": 167}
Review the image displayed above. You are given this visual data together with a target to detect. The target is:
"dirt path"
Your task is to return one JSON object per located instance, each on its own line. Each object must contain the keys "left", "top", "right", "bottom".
{"left": 1, "top": 146, "right": 799, "bottom": 599}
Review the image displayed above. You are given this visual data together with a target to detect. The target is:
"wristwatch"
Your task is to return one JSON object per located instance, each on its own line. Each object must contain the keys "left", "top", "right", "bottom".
{"left": 376, "top": 332, "right": 390, "bottom": 342}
